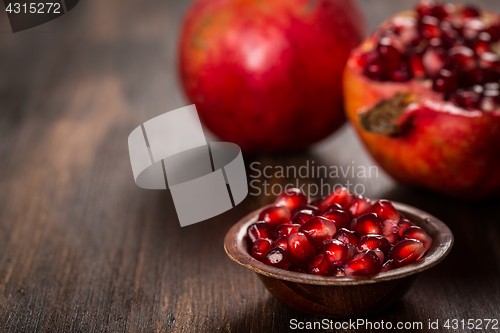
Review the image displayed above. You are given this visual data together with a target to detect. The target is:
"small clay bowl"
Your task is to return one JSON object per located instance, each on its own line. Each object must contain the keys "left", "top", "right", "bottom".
{"left": 224, "top": 201, "right": 453, "bottom": 318}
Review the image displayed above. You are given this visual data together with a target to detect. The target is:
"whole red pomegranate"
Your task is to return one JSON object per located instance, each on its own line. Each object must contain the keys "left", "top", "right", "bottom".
{"left": 343, "top": 0, "right": 500, "bottom": 199}
{"left": 179, "top": 0, "right": 365, "bottom": 153}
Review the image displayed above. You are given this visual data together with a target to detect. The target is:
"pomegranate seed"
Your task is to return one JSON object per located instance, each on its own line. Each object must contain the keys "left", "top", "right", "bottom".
{"left": 423, "top": 46, "right": 444, "bottom": 77}
{"left": 258, "top": 205, "right": 290, "bottom": 230}
{"left": 275, "top": 223, "right": 301, "bottom": 238}
{"left": 363, "top": 53, "right": 388, "bottom": 81}
{"left": 358, "top": 234, "right": 391, "bottom": 253}
{"left": 275, "top": 235, "right": 288, "bottom": 251}
{"left": 391, "top": 239, "right": 426, "bottom": 267}
{"left": 320, "top": 187, "right": 354, "bottom": 210}
{"left": 370, "top": 200, "right": 400, "bottom": 221}
{"left": 332, "top": 228, "right": 360, "bottom": 246}
{"left": 308, "top": 254, "right": 333, "bottom": 276}
{"left": 402, "top": 226, "right": 433, "bottom": 251}
{"left": 475, "top": 32, "right": 491, "bottom": 54}
{"left": 344, "top": 250, "right": 381, "bottom": 276}
{"left": 461, "top": 5, "right": 480, "bottom": 19}
{"left": 433, "top": 69, "right": 458, "bottom": 93}
{"left": 287, "top": 232, "right": 316, "bottom": 267}
{"left": 356, "top": 213, "right": 383, "bottom": 236}
{"left": 347, "top": 195, "right": 372, "bottom": 218}
{"left": 416, "top": 0, "right": 436, "bottom": 18}
{"left": 377, "top": 36, "right": 404, "bottom": 68}
{"left": 323, "top": 239, "right": 349, "bottom": 266}
{"left": 479, "top": 52, "right": 500, "bottom": 70}
{"left": 382, "top": 219, "right": 400, "bottom": 244}
{"left": 449, "top": 89, "right": 481, "bottom": 110}
{"left": 251, "top": 238, "right": 274, "bottom": 261}
{"left": 321, "top": 207, "right": 350, "bottom": 230}
{"left": 398, "top": 218, "right": 415, "bottom": 236}
{"left": 448, "top": 46, "right": 476, "bottom": 71}
{"left": 372, "top": 248, "right": 385, "bottom": 263}
{"left": 275, "top": 188, "right": 307, "bottom": 210}
{"left": 247, "top": 222, "right": 270, "bottom": 243}
{"left": 409, "top": 52, "right": 426, "bottom": 78}
{"left": 263, "top": 247, "right": 292, "bottom": 270}
{"left": 380, "top": 259, "right": 398, "bottom": 272}
{"left": 463, "top": 18, "right": 486, "bottom": 41}
{"left": 299, "top": 216, "right": 337, "bottom": 246}
{"left": 420, "top": 16, "right": 441, "bottom": 39}
{"left": 323, "top": 203, "right": 345, "bottom": 212}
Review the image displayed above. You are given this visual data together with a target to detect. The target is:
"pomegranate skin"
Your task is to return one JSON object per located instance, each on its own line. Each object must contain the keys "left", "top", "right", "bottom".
{"left": 343, "top": 12, "right": 500, "bottom": 199}
{"left": 179, "top": 0, "right": 365, "bottom": 153}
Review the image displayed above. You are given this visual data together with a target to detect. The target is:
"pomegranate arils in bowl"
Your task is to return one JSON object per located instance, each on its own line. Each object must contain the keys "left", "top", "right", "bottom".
{"left": 243, "top": 188, "right": 437, "bottom": 278}
{"left": 226, "top": 187, "right": 453, "bottom": 317}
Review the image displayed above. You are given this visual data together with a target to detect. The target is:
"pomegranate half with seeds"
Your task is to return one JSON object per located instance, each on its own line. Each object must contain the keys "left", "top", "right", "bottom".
{"left": 246, "top": 187, "right": 433, "bottom": 277}
{"left": 343, "top": 0, "right": 500, "bottom": 199}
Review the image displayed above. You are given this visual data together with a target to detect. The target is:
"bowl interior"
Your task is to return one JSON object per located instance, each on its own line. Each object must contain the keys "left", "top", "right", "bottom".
{"left": 224, "top": 201, "right": 454, "bottom": 286}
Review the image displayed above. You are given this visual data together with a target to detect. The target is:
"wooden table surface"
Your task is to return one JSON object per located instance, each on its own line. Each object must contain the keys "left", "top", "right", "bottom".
{"left": 0, "top": 0, "right": 499, "bottom": 332}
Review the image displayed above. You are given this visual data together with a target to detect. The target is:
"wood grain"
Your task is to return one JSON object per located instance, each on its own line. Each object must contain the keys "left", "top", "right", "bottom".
{"left": 0, "top": 0, "right": 499, "bottom": 332}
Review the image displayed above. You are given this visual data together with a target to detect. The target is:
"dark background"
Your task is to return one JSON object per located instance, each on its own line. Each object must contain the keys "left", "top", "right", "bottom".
{"left": 0, "top": 0, "right": 499, "bottom": 332}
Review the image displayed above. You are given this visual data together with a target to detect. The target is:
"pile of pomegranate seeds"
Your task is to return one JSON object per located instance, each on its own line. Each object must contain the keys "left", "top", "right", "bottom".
{"left": 359, "top": 0, "right": 500, "bottom": 112}
{"left": 246, "top": 188, "right": 433, "bottom": 277}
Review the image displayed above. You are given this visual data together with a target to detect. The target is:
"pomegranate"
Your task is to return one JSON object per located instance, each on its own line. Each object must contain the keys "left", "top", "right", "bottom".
{"left": 343, "top": 0, "right": 500, "bottom": 198}
{"left": 179, "top": 0, "right": 365, "bottom": 153}
{"left": 246, "top": 187, "right": 434, "bottom": 276}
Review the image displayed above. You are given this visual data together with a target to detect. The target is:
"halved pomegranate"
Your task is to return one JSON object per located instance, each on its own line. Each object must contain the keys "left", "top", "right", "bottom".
{"left": 344, "top": 0, "right": 500, "bottom": 198}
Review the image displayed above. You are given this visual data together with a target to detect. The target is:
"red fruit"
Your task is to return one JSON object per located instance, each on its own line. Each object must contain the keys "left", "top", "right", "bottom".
{"left": 380, "top": 259, "right": 397, "bottom": 272}
{"left": 247, "top": 222, "right": 270, "bottom": 243}
{"left": 344, "top": 1, "right": 500, "bottom": 198}
{"left": 332, "top": 228, "right": 360, "bottom": 246}
{"left": 263, "top": 247, "right": 292, "bottom": 270}
{"left": 356, "top": 213, "right": 383, "bottom": 236}
{"left": 323, "top": 239, "right": 349, "bottom": 266}
{"left": 346, "top": 195, "right": 372, "bottom": 218}
{"left": 349, "top": 218, "right": 357, "bottom": 232}
{"left": 320, "top": 187, "right": 354, "bottom": 210}
{"left": 344, "top": 250, "right": 381, "bottom": 276}
{"left": 251, "top": 238, "right": 274, "bottom": 261}
{"left": 179, "top": 0, "right": 365, "bottom": 153}
{"left": 275, "top": 188, "right": 307, "bottom": 210}
{"left": 308, "top": 254, "right": 333, "bottom": 276}
{"left": 398, "top": 218, "right": 415, "bottom": 237}
{"left": 358, "top": 234, "right": 391, "bottom": 253}
{"left": 299, "top": 216, "right": 337, "bottom": 246}
{"left": 402, "top": 226, "right": 433, "bottom": 251}
{"left": 321, "top": 207, "right": 351, "bottom": 230}
{"left": 382, "top": 219, "right": 400, "bottom": 244}
{"left": 275, "top": 223, "right": 300, "bottom": 239}
{"left": 391, "top": 239, "right": 426, "bottom": 267}
{"left": 258, "top": 205, "right": 290, "bottom": 230}
{"left": 370, "top": 200, "right": 400, "bottom": 221}
{"left": 345, "top": 244, "right": 358, "bottom": 262}
{"left": 275, "top": 235, "right": 288, "bottom": 251}
{"left": 287, "top": 233, "right": 316, "bottom": 267}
